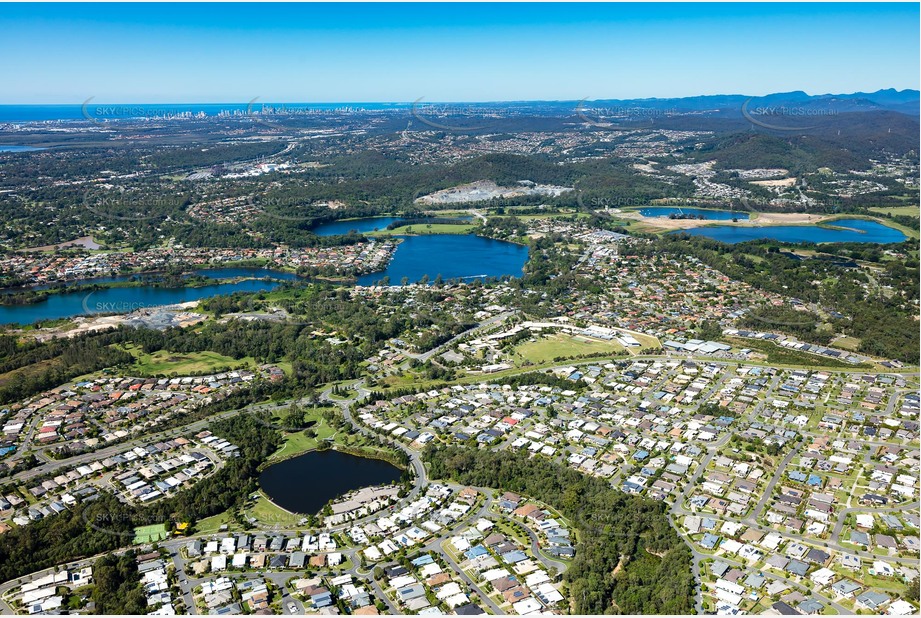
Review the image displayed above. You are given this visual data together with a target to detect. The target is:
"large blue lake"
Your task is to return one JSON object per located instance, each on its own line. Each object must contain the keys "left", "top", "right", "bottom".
{"left": 357, "top": 234, "right": 529, "bottom": 285}
{"left": 680, "top": 219, "right": 907, "bottom": 244}
{"left": 640, "top": 207, "right": 749, "bottom": 220}
{"left": 0, "top": 278, "right": 282, "bottom": 326}
{"left": 312, "top": 217, "right": 407, "bottom": 236}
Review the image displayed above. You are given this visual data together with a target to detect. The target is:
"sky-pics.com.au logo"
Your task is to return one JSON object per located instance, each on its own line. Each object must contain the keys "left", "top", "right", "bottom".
{"left": 576, "top": 191, "right": 655, "bottom": 211}
{"left": 82, "top": 508, "right": 183, "bottom": 539}
{"left": 81, "top": 292, "right": 165, "bottom": 318}
{"left": 411, "top": 98, "right": 493, "bottom": 132}
{"left": 575, "top": 98, "right": 677, "bottom": 131}
{"left": 741, "top": 98, "right": 838, "bottom": 132}
{"left": 83, "top": 188, "right": 185, "bottom": 222}
{"left": 245, "top": 193, "right": 318, "bottom": 223}
{"left": 245, "top": 97, "right": 298, "bottom": 132}
{"left": 81, "top": 97, "right": 200, "bottom": 124}
{"left": 573, "top": 502, "right": 644, "bottom": 543}
{"left": 738, "top": 194, "right": 844, "bottom": 213}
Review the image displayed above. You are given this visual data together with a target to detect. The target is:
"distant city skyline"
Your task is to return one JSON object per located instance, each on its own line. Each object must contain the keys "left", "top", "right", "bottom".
{"left": 1, "top": 3, "right": 918, "bottom": 104}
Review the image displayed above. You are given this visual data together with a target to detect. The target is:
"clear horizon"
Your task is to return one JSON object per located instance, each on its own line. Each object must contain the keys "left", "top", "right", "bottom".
{"left": 1, "top": 3, "right": 918, "bottom": 104}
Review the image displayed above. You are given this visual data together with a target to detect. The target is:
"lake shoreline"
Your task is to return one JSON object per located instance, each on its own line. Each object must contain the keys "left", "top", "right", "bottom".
{"left": 0, "top": 235, "right": 530, "bottom": 324}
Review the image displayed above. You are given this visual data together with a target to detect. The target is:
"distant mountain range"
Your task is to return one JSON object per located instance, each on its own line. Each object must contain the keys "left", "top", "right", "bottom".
{"left": 581, "top": 89, "right": 920, "bottom": 115}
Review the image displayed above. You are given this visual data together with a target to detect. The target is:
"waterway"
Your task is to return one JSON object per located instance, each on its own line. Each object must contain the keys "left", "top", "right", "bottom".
{"left": 356, "top": 234, "right": 529, "bottom": 285}
{"left": 259, "top": 450, "right": 402, "bottom": 515}
{"left": 0, "top": 278, "right": 282, "bottom": 325}
{"left": 678, "top": 219, "right": 907, "bottom": 244}
{"left": 311, "top": 217, "right": 408, "bottom": 236}
{"left": 639, "top": 207, "right": 750, "bottom": 220}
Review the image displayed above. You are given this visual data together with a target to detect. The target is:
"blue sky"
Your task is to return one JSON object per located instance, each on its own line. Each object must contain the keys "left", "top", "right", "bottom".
{"left": 1, "top": 3, "right": 918, "bottom": 103}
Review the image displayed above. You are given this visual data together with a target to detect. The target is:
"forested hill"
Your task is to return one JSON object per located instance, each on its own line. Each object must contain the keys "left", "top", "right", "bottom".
{"left": 424, "top": 445, "right": 695, "bottom": 614}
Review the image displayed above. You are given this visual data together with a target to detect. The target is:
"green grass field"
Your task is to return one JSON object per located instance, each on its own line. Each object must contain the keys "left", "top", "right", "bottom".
{"left": 868, "top": 205, "right": 919, "bottom": 218}
{"left": 119, "top": 344, "right": 255, "bottom": 376}
{"left": 830, "top": 335, "right": 861, "bottom": 351}
{"left": 244, "top": 492, "right": 304, "bottom": 526}
{"left": 194, "top": 510, "right": 237, "bottom": 534}
{"left": 512, "top": 333, "right": 626, "bottom": 364}
{"left": 267, "top": 409, "right": 340, "bottom": 461}
{"left": 368, "top": 223, "right": 475, "bottom": 236}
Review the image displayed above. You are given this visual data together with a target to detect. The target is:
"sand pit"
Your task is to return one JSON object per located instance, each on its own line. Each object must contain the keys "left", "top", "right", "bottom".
{"left": 750, "top": 178, "right": 797, "bottom": 188}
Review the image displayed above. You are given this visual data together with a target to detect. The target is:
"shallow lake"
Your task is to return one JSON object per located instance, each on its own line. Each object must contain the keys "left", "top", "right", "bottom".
{"left": 356, "top": 234, "right": 529, "bottom": 285}
{"left": 678, "top": 219, "right": 907, "bottom": 244}
{"left": 639, "top": 207, "right": 750, "bottom": 220}
{"left": 259, "top": 449, "right": 402, "bottom": 514}
{"left": 0, "top": 145, "right": 45, "bottom": 152}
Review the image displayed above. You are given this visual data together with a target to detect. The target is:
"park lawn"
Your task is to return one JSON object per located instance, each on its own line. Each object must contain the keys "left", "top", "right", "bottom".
{"left": 492, "top": 517, "right": 532, "bottom": 548}
{"left": 244, "top": 492, "right": 304, "bottom": 527}
{"left": 327, "top": 380, "right": 355, "bottom": 401}
{"left": 513, "top": 333, "right": 625, "bottom": 365}
{"left": 119, "top": 344, "right": 255, "bottom": 375}
{"left": 368, "top": 223, "right": 475, "bottom": 236}
{"left": 268, "top": 411, "right": 340, "bottom": 461}
{"left": 195, "top": 510, "right": 237, "bottom": 535}
{"left": 868, "top": 205, "right": 919, "bottom": 218}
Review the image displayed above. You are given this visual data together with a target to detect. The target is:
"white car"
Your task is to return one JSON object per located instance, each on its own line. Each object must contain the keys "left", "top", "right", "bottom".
{"left": 288, "top": 603, "right": 298, "bottom": 614}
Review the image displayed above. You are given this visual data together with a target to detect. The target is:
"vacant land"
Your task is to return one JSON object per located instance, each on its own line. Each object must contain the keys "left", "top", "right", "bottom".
{"left": 120, "top": 344, "right": 255, "bottom": 376}
{"left": 513, "top": 333, "right": 626, "bottom": 364}
{"left": 750, "top": 177, "right": 797, "bottom": 188}
{"left": 194, "top": 510, "right": 236, "bottom": 535}
{"left": 725, "top": 337, "right": 871, "bottom": 369}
